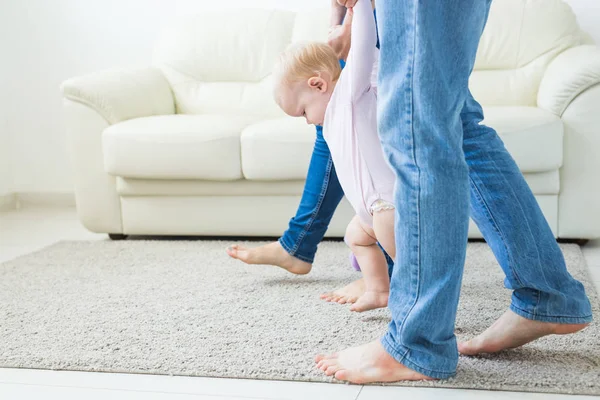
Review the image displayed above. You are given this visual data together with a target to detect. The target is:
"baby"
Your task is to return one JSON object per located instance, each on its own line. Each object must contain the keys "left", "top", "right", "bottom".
{"left": 273, "top": 0, "right": 395, "bottom": 312}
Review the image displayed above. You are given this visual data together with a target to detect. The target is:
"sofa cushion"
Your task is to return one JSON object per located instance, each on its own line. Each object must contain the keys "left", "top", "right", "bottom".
{"left": 103, "top": 115, "right": 259, "bottom": 180}
{"left": 240, "top": 117, "right": 315, "bottom": 180}
{"left": 469, "top": 0, "right": 583, "bottom": 107}
{"left": 104, "top": 107, "right": 561, "bottom": 181}
{"left": 153, "top": 9, "right": 296, "bottom": 119}
{"left": 240, "top": 106, "right": 562, "bottom": 180}
{"left": 483, "top": 106, "right": 563, "bottom": 172}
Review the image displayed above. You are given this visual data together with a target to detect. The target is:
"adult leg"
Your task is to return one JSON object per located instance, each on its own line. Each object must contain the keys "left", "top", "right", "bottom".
{"left": 317, "top": 0, "right": 493, "bottom": 381}
{"left": 458, "top": 92, "right": 591, "bottom": 354}
{"left": 335, "top": 92, "right": 592, "bottom": 348}
{"left": 227, "top": 126, "right": 344, "bottom": 274}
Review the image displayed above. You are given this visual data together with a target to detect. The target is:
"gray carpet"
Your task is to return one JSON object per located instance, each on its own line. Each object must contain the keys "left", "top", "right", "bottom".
{"left": 0, "top": 241, "right": 598, "bottom": 395}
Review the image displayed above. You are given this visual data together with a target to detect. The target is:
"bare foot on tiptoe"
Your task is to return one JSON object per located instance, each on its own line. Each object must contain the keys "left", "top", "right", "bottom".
{"left": 315, "top": 340, "right": 435, "bottom": 384}
{"left": 349, "top": 290, "right": 388, "bottom": 312}
{"left": 225, "top": 241, "right": 312, "bottom": 275}
{"left": 458, "top": 309, "right": 590, "bottom": 356}
{"left": 320, "top": 278, "right": 366, "bottom": 304}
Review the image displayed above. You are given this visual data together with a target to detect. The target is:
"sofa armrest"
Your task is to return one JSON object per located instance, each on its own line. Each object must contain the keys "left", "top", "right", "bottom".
{"left": 538, "top": 45, "right": 600, "bottom": 116}
{"left": 61, "top": 67, "right": 175, "bottom": 125}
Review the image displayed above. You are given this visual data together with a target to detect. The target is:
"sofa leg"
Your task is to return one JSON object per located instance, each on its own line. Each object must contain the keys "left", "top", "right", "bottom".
{"left": 557, "top": 238, "right": 589, "bottom": 246}
{"left": 108, "top": 233, "right": 129, "bottom": 240}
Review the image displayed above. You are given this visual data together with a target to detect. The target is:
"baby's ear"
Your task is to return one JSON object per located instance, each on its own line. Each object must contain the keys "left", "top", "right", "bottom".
{"left": 308, "top": 76, "right": 327, "bottom": 93}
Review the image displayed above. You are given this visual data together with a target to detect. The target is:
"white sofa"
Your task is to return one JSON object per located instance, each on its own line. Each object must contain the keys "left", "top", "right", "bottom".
{"left": 61, "top": 0, "right": 600, "bottom": 240}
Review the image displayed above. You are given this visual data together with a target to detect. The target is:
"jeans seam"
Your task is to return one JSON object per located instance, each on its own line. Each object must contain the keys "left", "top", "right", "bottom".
{"left": 398, "top": 0, "right": 422, "bottom": 343}
{"left": 287, "top": 155, "right": 334, "bottom": 257}
{"left": 469, "top": 175, "right": 524, "bottom": 288}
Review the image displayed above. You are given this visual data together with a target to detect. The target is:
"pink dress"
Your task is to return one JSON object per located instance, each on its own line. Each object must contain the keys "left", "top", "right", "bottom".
{"left": 323, "top": 0, "right": 395, "bottom": 227}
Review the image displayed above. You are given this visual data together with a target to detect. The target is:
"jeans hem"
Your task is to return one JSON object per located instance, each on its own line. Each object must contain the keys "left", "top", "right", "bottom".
{"left": 509, "top": 304, "right": 593, "bottom": 324}
{"left": 278, "top": 238, "right": 314, "bottom": 264}
{"left": 380, "top": 335, "right": 456, "bottom": 380}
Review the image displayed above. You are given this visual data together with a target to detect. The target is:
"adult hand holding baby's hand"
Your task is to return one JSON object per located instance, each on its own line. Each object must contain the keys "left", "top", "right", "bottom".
{"left": 328, "top": 25, "right": 351, "bottom": 61}
{"left": 328, "top": 8, "right": 353, "bottom": 61}
{"left": 337, "top": 0, "right": 358, "bottom": 7}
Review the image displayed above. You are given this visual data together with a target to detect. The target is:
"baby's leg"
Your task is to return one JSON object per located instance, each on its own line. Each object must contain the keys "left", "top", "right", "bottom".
{"left": 345, "top": 216, "right": 390, "bottom": 312}
{"left": 372, "top": 209, "right": 396, "bottom": 261}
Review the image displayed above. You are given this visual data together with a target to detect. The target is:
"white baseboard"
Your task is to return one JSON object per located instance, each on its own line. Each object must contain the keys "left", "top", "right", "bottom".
{"left": 17, "top": 192, "right": 76, "bottom": 207}
{"left": 0, "top": 193, "right": 17, "bottom": 211}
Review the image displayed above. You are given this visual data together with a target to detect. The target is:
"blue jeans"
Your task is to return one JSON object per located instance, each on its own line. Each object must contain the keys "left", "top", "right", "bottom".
{"left": 278, "top": 125, "right": 346, "bottom": 263}
{"left": 278, "top": 126, "right": 396, "bottom": 271}
{"left": 377, "top": 0, "right": 593, "bottom": 379}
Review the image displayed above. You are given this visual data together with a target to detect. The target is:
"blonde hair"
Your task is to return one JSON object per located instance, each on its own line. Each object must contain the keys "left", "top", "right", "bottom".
{"left": 274, "top": 42, "right": 342, "bottom": 85}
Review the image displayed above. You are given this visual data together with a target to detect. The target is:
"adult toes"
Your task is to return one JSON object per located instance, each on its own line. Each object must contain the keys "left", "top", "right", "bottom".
{"left": 325, "top": 364, "right": 342, "bottom": 376}
{"left": 334, "top": 369, "right": 351, "bottom": 381}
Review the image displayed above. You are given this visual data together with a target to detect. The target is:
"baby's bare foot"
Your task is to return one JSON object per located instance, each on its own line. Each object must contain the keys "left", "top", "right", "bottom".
{"left": 315, "top": 340, "right": 435, "bottom": 383}
{"left": 226, "top": 242, "right": 312, "bottom": 275}
{"left": 350, "top": 290, "right": 388, "bottom": 312}
{"left": 320, "top": 278, "right": 365, "bottom": 304}
{"left": 458, "top": 309, "right": 590, "bottom": 355}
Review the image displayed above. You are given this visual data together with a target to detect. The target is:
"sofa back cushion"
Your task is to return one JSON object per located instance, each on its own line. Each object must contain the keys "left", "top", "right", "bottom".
{"left": 470, "top": 0, "right": 584, "bottom": 106}
{"left": 153, "top": 0, "right": 585, "bottom": 117}
{"left": 153, "top": 9, "right": 300, "bottom": 118}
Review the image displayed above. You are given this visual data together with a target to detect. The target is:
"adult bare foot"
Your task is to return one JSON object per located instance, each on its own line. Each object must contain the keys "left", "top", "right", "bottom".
{"left": 226, "top": 241, "right": 312, "bottom": 275}
{"left": 320, "top": 278, "right": 365, "bottom": 304}
{"left": 315, "top": 340, "right": 435, "bottom": 383}
{"left": 458, "top": 309, "right": 590, "bottom": 355}
{"left": 349, "top": 290, "right": 388, "bottom": 312}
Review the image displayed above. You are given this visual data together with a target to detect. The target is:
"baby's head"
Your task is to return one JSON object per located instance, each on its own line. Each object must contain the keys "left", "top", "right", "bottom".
{"left": 273, "top": 42, "right": 341, "bottom": 126}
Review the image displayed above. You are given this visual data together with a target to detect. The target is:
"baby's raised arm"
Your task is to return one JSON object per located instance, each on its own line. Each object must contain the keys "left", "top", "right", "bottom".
{"left": 346, "top": 0, "right": 377, "bottom": 100}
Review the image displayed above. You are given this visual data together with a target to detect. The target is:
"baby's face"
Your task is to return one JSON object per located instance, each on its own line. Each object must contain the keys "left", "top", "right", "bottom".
{"left": 275, "top": 77, "right": 332, "bottom": 126}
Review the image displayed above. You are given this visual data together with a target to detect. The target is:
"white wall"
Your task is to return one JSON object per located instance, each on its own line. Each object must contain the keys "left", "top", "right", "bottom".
{"left": 1, "top": 0, "right": 599, "bottom": 195}
{"left": 0, "top": 125, "right": 11, "bottom": 196}
{"left": 566, "top": 0, "right": 600, "bottom": 43}
{"left": 0, "top": 120, "right": 12, "bottom": 197}
{"left": 0, "top": 20, "right": 13, "bottom": 197}
{"left": 1, "top": 0, "right": 324, "bottom": 195}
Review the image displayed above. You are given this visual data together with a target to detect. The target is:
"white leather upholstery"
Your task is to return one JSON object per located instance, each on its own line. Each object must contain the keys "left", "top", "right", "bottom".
{"left": 61, "top": 0, "right": 600, "bottom": 239}
{"left": 63, "top": 100, "right": 123, "bottom": 233}
{"left": 117, "top": 171, "right": 558, "bottom": 197}
{"left": 118, "top": 194, "right": 558, "bottom": 239}
{"left": 153, "top": 10, "right": 295, "bottom": 119}
{"left": 470, "top": 0, "right": 584, "bottom": 106}
{"left": 558, "top": 84, "right": 600, "bottom": 238}
{"left": 241, "top": 118, "right": 315, "bottom": 180}
{"left": 117, "top": 178, "right": 306, "bottom": 197}
{"left": 242, "top": 106, "right": 564, "bottom": 181}
{"left": 103, "top": 115, "right": 260, "bottom": 180}
{"left": 538, "top": 45, "right": 600, "bottom": 116}
{"left": 61, "top": 68, "right": 174, "bottom": 124}
{"left": 107, "top": 105, "right": 563, "bottom": 184}
{"left": 523, "top": 171, "right": 559, "bottom": 195}
{"left": 483, "top": 107, "right": 563, "bottom": 173}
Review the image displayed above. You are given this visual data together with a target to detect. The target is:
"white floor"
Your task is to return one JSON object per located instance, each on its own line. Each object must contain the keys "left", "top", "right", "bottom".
{"left": 1, "top": 206, "right": 599, "bottom": 400}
